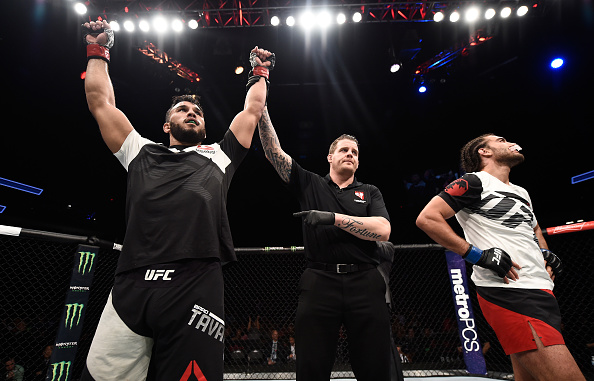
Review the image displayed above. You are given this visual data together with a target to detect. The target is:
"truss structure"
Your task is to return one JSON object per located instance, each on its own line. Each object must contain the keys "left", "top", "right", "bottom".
{"left": 84, "top": 0, "right": 546, "bottom": 26}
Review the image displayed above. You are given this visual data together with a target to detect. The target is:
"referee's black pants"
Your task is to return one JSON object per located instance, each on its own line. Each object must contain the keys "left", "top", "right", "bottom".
{"left": 295, "top": 267, "right": 391, "bottom": 381}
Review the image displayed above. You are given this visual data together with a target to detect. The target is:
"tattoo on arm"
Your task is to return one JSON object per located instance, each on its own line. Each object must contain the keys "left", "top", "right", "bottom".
{"left": 336, "top": 216, "right": 382, "bottom": 240}
{"left": 258, "top": 109, "right": 292, "bottom": 183}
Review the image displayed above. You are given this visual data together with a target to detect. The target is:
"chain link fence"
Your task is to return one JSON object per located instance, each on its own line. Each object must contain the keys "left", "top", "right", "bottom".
{"left": 2, "top": 228, "right": 593, "bottom": 380}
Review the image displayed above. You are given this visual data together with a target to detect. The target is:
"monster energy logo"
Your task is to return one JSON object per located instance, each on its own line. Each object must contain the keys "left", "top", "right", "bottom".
{"left": 77, "top": 251, "right": 95, "bottom": 275}
{"left": 64, "top": 303, "right": 84, "bottom": 329}
{"left": 49, "top": 361, "right": 71, "bottom": 381}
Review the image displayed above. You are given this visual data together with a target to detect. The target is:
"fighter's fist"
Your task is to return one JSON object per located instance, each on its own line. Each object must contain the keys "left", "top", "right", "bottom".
{"left": 250, "top": 46, "right": 275, "bottom": 70}
{"left": 82, "top": 20, "right": 114, "bottom": 49}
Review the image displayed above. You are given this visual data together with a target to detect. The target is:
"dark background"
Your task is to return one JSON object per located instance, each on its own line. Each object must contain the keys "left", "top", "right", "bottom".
{"left": 1, "top": 0, "right": 593, "bottom": 246}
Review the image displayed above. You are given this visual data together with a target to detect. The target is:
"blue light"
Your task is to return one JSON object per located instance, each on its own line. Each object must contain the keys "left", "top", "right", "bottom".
{"left": 550, "top": 58, "right": 564, "bottom": 69}
{"left": 571, "top": 170, "right": 594, "bottom": 184}
{"left": 0, "top": 205, "right": 5, "bottom": 213}
{"left": 418, "top": 85, "right": 427, "bottom": 93}
{"left": 0, "top": 177, "right": 44, "bottom": 195}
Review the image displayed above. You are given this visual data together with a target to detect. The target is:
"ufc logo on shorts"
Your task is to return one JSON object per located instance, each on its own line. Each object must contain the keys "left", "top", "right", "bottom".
{"left": 145, "top": 269, "right": 175, "bottom": 281}
{"left": 491, "top": 249, "right": 502, "bottom": 266}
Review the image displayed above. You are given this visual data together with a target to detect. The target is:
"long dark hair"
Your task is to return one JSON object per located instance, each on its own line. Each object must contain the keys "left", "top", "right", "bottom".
{"left": 460, "top": 133, "right": 493, "bottom": 173}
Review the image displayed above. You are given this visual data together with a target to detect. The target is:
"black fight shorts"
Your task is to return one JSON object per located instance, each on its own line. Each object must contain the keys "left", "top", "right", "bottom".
{"left": 85, "top": 259, "right": 225, "bottom": 381}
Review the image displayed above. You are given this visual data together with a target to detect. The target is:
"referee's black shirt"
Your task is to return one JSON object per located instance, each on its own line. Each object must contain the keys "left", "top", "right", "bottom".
{"left": 287, "top": 160, "right": 390, "bottom": 265}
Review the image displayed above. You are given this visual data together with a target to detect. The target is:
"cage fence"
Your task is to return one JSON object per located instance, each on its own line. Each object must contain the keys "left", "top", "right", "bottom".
{"left": 1, "top": 228, "right": 593, "bottom": 380}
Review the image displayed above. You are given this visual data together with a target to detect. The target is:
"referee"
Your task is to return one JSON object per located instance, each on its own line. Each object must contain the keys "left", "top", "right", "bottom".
{"left": 258, "top": 108, "right": 392, "bottom": 381}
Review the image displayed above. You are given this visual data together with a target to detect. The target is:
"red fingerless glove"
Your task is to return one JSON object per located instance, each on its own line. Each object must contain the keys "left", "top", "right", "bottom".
{"left": 87, "top": 44, "right": 110, "bottom": 63}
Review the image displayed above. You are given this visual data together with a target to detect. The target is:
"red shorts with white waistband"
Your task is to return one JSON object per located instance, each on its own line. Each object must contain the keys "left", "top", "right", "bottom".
{"left": 477, "top": 287, "right": 565, "bottom": 355}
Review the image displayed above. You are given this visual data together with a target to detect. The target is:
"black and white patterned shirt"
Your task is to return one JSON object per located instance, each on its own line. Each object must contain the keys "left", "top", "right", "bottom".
{"left": 113, "top": 129, "right": 247, "bottom": 274}
{"left": 439, "top": 171, "right": 553, "bottom": 290}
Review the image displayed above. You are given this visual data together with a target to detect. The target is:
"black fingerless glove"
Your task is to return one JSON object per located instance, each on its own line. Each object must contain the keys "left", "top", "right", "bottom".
{"left": 293, "top": 210, "right": 335, "bottom": 226}
{"left": 541, "top": 249, "right": 563, "bottom": 276}
{"left": 463, "top": 245, "right": 513, "bottom": 278}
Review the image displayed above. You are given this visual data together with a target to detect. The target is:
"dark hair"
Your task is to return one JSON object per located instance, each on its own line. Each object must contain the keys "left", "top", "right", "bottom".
{"left": 165, "top": 94, "right": 203, "bottom": 123}
{"left": 328, "top": 134, "right": 359, "bottom": 155}
{"left": 460, "top": 133, "right": 494, "bottom": 173}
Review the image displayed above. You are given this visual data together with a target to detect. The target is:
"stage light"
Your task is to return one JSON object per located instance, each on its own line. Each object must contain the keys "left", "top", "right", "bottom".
{"left": 550, "top": 58, "right": 564, "bottom": 69}
{"left": 485, "top": 8, "right": 496, "bottom": 19}
{"left": 299, "top": 11, "right": 315, "bottom": 29}
{"left": 139, "top": 20, "right": 150, "bottom": 32}
{"left": 353, "top": 11, "right": 362, "bottom": 23}
{"left": 317, "top": 10, "right": 332, "bottom": 28}
{"left": 153, "top": 16, "right": 168, "bottom": 33}
{"left": 235, "top": 65, "right": 244, "bottom": 75}
{"left": 337, "top": 12, "right": 347, "bottom": 24}
{"left": 449, "top": 10, "right": 460, "bottom": 22}
{"left": 0, "top": 205, "right": 5, "bottom": 213}
{"left": 500, "top": 7, "right": 512, "bottom": 18}
{"left": 517, "top": 5, "right": 529, "bottom": 16}
{"left": 74, "top": 2, "right": 87, "bottom": 15}
{"left": 433, "top": 11, "right": 444, "bottom": 22}
{"left": 390, "top": 63, "right": 401, "bottom": 73}
{"left": 271, "top": 15, "right": 280, "bottom": 26}
{"left": 418, "top": 85, "right": 427, "bottom": 93}
{"left": 286, "top": 16, "right": 296, "bottom": 27}
{"left": 110, "top": 20, "right": 120, "bottom": 32}
{"left": 464, "top": 7, "right": 480, "bottom": 22}
{"left": 124, "top": 20, "right": 135, "bottom": 32}
{"left": 171, "top": 19, "right": 184, "bottom": 32}
{"left": 188, "top": 19, "right": 199, "bottom": 29}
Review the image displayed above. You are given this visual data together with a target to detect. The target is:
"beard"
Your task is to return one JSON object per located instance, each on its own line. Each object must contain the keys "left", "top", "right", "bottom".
{"left": 169, "top": 120, "right": 206, "bottom": 145}
{"left": 496, "top": 149, "right": 525, "bottom": 168}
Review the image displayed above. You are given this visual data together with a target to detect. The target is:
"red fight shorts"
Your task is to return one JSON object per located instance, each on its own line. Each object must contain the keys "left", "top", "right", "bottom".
{"left": 477, "top": 287, "right": 565, "bottom": 355}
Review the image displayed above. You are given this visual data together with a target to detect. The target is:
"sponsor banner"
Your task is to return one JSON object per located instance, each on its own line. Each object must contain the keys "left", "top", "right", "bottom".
{"left": 445, "top": 250, "right": 487, "bottom": 375}
{"left": 47, "top": 245, "right": 99, "bottom": 381}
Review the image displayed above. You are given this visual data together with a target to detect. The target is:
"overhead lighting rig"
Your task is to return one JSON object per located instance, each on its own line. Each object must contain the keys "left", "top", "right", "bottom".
{"left": 73, "top": 0, "right": 546, "bottom": 29}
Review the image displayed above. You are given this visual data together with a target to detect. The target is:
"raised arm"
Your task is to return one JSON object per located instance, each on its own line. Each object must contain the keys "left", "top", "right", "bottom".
{"left": 229, "top": 47, "right": 274, "bottom": 148}
{"left": 258, "top": 106, "right": 293, "bottom": 183}
{"left": 83, "top": 20, "right": 133, "bottom": 153}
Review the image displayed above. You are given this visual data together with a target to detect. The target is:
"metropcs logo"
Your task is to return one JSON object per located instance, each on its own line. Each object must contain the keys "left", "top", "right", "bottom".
{"left": 49, "top": 361, "right": 71, "bottom": 381}
{"left": 64, "top": 303, "right": 84, "bottom": 329}
{"left": 450, "top": 269, "right": 480, "bottom": 352}
{"left": 77, "top": 251, "right": 95, "bottom": 275}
